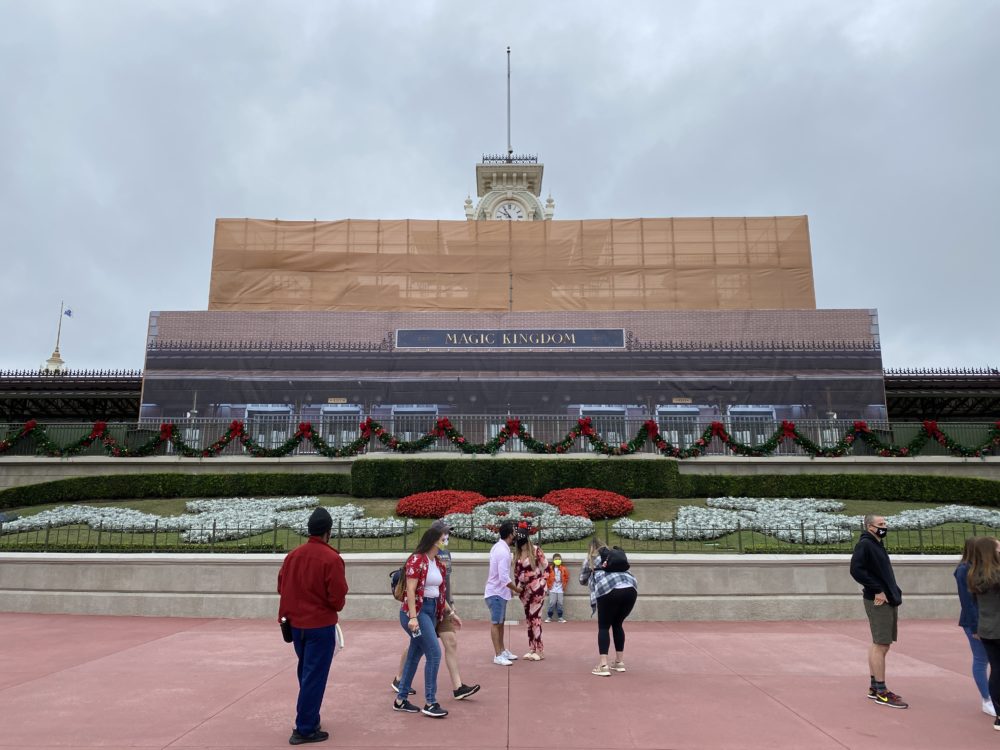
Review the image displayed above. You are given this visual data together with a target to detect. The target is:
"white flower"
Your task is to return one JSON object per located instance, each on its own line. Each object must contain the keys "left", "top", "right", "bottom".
{"left": 1, "top": 496, "right": 415, "bottom": 543}
{"left": 444, "top": 501, "right": 594, "bottom": 543}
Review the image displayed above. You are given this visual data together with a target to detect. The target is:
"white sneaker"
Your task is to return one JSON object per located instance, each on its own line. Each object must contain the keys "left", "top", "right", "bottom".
{"left": 493, "top": 655, "right": 513, "bottom": 666}
{"left": 501, "top": 650, "right": 518, "bottom": 661}
{"left": 984, "top": 698, "right": 997, "bottom": 717}
{"left": 558, "top": 618, "right": 567, "bottom": 623}
{"left": 543, "top": 618, "right": 551, "bottom": 623}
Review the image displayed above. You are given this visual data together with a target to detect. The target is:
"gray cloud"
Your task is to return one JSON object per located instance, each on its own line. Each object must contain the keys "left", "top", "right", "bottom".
{"left": 1, "top": 0, "right": 996, "bottom": 370}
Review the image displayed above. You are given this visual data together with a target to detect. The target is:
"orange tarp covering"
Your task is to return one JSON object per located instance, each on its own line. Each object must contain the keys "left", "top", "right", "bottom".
{"left": 208, "top": 217, "right": 816, "bottom": 312}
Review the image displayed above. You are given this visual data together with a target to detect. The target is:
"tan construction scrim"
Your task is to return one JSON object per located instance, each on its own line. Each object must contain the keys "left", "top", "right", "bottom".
{"left": 208, "top": 217, "right": 815, "bottom": 312}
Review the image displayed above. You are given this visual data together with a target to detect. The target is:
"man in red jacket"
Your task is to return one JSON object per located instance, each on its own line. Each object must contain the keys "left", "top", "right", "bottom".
{"left": 278, "top": 507, "right": 349, "bottom": 745}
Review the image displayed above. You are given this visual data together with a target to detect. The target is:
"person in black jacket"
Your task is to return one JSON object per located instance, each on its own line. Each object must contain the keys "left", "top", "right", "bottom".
{"left": 850, "top": 514, "right": 907, "bottom": 709}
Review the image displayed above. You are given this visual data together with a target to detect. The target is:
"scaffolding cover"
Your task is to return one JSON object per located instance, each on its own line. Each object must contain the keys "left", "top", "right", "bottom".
{"left": 208, "top": 217, "right": 816, "bottom": 312}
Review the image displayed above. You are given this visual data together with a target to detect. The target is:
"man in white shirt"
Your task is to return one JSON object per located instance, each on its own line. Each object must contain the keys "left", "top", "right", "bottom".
{"left": 483, "top": 520, "right": 519, "bottom": 666}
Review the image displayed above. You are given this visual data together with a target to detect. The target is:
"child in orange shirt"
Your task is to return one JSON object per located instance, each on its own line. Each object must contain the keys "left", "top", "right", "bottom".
{"left": 544, "top": 553, "right": 570, "bottom": 623}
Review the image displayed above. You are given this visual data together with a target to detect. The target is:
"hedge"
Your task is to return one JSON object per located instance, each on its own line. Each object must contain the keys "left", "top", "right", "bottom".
{"left": 350, "top": 457, "right": 1000, "bottom": 504}
{"left": 349, "top": 458, "right": 676, "bottom": 498}
{"left": 0, "top": 473, "right": 352, "bottom": 509}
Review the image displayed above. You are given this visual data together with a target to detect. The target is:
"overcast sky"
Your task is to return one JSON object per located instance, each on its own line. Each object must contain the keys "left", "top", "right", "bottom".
{"left": 1, "top": 0, "right": 997, "bottom": 372}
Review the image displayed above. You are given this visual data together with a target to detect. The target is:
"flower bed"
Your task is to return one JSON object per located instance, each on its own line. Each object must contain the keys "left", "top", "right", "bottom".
{"left": 613, "top": 497, "right": 1000, "bottom": 544}
{"left": 541, "top": 488, "right": 633, "bottom": 519}
{"left": 395, "top": 490, "right": 487, "bottom": 518}
{"left": 443, "top": 500, "right": 594, "bottom": 543}
{"left": 1, "top": 497, "right": 415, "bottom": 543}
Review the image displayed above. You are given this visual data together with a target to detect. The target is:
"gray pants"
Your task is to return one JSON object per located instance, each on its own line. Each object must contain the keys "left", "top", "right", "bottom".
{"left": 546, "top": 591, "right": 564, "bottom": 619}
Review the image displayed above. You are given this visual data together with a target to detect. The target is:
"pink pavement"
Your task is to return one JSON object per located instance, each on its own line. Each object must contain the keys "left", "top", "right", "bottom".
{"left": 0, "top": 612, "right": 996, "bottom": 750}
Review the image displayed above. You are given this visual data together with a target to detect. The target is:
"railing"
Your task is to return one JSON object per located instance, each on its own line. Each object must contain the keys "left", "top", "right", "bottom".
{"left": 1, "top": 417, "right": 997, "bottom": 458}
{"left": 0, "top": 520, "right": 987, "bottom": 554}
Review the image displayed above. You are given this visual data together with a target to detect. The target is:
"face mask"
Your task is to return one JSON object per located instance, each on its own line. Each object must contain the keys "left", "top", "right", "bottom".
{"left": 440, "top": 535, "right": 449, "bottom": 547}
{"left": 873, "top": 527, "right": 888, "bottom": 539}
{"left": 553, "top": 560, "right": 561, "bottom": 566}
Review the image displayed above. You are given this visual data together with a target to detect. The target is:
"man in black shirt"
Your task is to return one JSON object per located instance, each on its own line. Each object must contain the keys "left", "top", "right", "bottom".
{"left": 850, "top": 514, "right": 907, "bottom": 709}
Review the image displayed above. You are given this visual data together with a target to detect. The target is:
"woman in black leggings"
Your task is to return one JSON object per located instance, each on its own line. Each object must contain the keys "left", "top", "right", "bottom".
{"left": 580, "top": 537, "right": 639, "bottom": 677}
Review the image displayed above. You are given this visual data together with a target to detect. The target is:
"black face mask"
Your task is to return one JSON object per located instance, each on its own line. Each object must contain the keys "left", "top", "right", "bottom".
{"left": 872, "top": 526, "right": 888, "bottom": 539}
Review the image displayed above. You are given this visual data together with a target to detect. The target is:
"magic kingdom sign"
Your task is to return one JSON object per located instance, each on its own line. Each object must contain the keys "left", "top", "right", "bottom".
{"left": 395, "top": 329, "right": 625, "bottom": 349}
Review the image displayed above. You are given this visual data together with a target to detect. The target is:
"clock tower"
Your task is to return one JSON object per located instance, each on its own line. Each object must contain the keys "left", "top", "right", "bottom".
{"left": 464, "top": 154, "right": 555, "bottom": 221}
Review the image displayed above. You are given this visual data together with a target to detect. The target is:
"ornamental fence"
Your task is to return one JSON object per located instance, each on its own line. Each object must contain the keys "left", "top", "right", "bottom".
{"left": 1, "top": 416, "right": 998, "bottom": 459}
{"left": 0, "top": 519, "right": 992, "bottom": 555}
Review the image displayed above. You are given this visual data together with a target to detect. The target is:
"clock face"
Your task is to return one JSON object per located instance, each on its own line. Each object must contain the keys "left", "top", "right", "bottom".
{"left": 493, "top": 201, "right": 525, "bottom": 220}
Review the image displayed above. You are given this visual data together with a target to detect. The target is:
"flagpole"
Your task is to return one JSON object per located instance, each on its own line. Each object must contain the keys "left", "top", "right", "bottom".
{"left": 55, "top": 300, "right": 64, "bottom": 352}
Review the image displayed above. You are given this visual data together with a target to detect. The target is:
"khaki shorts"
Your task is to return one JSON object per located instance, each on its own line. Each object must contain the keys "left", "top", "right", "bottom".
{"left": 435, "top": 610, "right": 456, "bottom": 635}
{"left": 864, "top": 598, "right": 898, "bottom": 645}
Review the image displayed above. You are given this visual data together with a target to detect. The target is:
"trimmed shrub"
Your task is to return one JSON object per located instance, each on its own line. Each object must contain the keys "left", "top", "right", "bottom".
{"left": 350, "top": 457, "right": 677, "bottom": 498}
{"left": 0, "top": 473, "right": 352, "bottom": 509}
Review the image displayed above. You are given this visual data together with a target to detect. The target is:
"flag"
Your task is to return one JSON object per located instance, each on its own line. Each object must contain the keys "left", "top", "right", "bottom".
{"left": 64, "top": 308, "right": 73, "bottom": 318}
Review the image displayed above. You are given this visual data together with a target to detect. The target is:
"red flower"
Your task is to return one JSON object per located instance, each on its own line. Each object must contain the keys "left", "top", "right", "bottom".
{"left": 619, "top": 442, "right": 629, "bottom": 451}
{"left": 541, "top": 488, "right": 633, "bottom": 520}
{"left": 696, "top": 438, "right": 705, "bottom": 446}
{"left": 577, "top": 417, "right": 595, "bottom": 436}
{"left": 900, "top": 447, "right": 909, "bottom": 456}
{"left": 389, "top": 438, "right": 398, "bottom": 449}
{"left": 555, "top": 445, "right": 566, "bottom": 453}
{"left": 845, "top": 435, "right": 855, "bottom": 444}
{"left": 456, "top": 437, "right": 465, "bottom": 444}
{"left": 359, "top": 417, "right": 373, "bottom": 438}
{"left": 397, "top": 490, "right": 487, "bottom": 518}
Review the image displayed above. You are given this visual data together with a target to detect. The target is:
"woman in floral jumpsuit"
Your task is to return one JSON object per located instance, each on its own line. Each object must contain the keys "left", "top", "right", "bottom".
{"left": 514, "top": 531, "right": 548, "bottom": 660}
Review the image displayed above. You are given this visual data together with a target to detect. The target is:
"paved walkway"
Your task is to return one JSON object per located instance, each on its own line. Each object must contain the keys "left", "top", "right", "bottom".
{"left": 0, "top": 613, "right": 995, "bottom": 749}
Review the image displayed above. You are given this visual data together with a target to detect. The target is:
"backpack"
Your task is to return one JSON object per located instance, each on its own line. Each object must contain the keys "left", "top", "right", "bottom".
{"left": 600, "top": 546, "right": 630, "bottom": 573}
{"left": 389, "top": 565, "right": 406, "bottom": 601}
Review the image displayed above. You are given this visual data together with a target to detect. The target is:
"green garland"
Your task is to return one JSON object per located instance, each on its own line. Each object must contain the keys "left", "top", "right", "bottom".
{"left": 1, "top": 417, "right": 998, "bottom": 460}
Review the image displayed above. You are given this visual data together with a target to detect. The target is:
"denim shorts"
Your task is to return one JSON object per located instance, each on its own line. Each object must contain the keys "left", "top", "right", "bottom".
{"left": 485, "top": 595, "right": 508, "bottom": 624}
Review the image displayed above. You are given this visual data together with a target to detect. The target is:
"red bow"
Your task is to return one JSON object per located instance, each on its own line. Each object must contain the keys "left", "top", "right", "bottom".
{"left": 89, "top": 421, "right": 107, "bottom": 439}
{"left": 159, "top": 423, "right": 174, "bottom": 441}
{"left": 505, "top": 418, "right": 521, "bottom": 435}
{"left": 577, "top": 417, "right": 594, "bottom": 436}
{"left": 22, "top": 419, "right": 38, "bottom": 434}
{"left": 644, "top": 420, "right": 659, "bottom": 439}
{"left": 781, "top": 420, "right": 797, "bottom": 439}
{"left": 229, "top": 420, "right": 245, "bottom": 436}
{"left": 435, "top": 417, "right": 453, "bottom": 436}
{"left": 360, "top": 417, "right": 373, "bottom": 438}
{"left": 852, "top": 420, "right": 869, "bottom": 433}
{"left": 297, "top": 421, "right": 313, "bottom": 439}
{"left": 922, "top": 420, "right": 940, "bottom": 438}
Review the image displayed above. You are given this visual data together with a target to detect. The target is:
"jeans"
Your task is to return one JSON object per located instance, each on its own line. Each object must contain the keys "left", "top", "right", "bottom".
{"left": 398, "top": 597, "right": 441, "bottom": 705}
{"left": 546, "top": 591, "right": 564, "bottom": 619}
{"left": 291, "top": 625, "right": 336, "bottom": 736}
{"left": 964, "top": 625, "right": 991, "bottom": 700}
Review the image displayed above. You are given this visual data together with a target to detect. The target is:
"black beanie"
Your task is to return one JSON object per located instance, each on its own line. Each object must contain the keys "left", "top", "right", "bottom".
{"left": 307, "top": 507, "right": 333, "bottom": 537}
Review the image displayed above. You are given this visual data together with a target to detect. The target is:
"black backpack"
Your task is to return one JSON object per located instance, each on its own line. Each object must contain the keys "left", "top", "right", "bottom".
{"left": 600, "top": 546, "right": 630, "bottom": 573}
{"left": 389, "top": 565, "right": 406, "bottom": 601}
